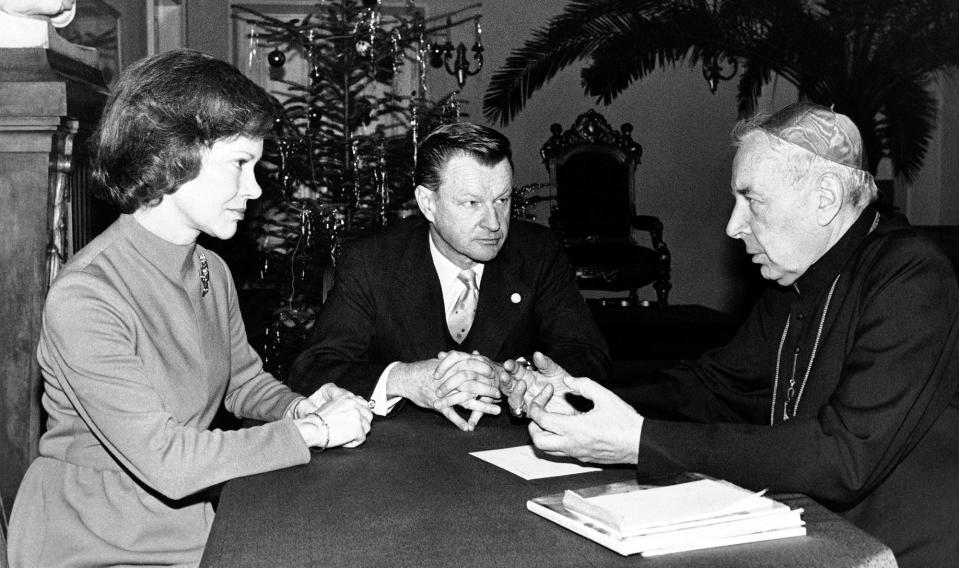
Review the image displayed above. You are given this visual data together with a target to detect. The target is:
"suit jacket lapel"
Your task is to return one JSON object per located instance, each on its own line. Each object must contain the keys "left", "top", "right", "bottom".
{"left": 392, "top": 224, "right": 448, "bottom": 357}
{"left": 469, "top": 238, "right": 528, "bottom": 358}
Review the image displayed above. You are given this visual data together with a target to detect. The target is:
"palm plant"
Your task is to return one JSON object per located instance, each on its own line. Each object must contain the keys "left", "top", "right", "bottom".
{"left": 483, "top": 0, "right": 959, "bottom": 182}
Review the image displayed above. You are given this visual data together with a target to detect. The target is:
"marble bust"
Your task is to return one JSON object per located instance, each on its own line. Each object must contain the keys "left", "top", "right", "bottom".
{"left": 0, "top": 0, "right": 77, "bottom": 47}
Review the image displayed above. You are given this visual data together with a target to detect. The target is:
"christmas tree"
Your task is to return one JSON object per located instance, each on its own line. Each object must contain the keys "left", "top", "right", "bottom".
{"left": 232, "top": 0, "right": 481, "bottom": 379}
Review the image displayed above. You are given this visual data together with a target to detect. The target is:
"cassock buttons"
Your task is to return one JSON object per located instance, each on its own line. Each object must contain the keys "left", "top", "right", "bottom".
{"left": 510, "top": 293, "right": 521, "bottom": 304}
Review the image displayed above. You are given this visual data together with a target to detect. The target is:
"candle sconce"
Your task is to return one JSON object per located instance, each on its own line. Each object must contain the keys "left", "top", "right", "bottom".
{"left": 429, "top": 15, "right": 483, "bottom": 89}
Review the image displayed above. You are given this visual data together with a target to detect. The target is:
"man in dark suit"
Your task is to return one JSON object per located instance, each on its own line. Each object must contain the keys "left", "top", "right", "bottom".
{"left": 289, "top": 123, "right": 609, "bottom": 431}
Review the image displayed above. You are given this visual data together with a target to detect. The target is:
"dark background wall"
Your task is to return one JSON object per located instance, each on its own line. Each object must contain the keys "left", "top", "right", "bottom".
{"left": 166, "top": 0, "right": 959, "bottom": 313}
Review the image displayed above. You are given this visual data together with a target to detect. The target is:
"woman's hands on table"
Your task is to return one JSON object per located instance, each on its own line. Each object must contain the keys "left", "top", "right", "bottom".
{"left": 295, "top": 383, "right": 373, "bottom": 450}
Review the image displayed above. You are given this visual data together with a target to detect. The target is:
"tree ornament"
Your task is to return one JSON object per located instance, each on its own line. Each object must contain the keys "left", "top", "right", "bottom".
{"left": 267, "top": 48, "right": 286, "bottom": 68}
{"left": 308, "top": 108, "right": 322, "bottom": 129}
{"left": 428, "top": 42, "right": 444, "bottom": 68}
{"left": 246, "top": 30, "right": 260, "bottom": 73}
{"left": 229, "top": 1, "right": 484, "bottom": 380}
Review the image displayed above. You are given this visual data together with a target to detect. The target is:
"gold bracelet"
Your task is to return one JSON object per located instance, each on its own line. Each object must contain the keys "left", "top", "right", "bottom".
{"left": 311, "top": 411, "right": 330, "bottom": 450}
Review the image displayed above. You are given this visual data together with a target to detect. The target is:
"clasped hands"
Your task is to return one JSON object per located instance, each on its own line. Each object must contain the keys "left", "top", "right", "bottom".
{"left": 392, "top": 350, "right": 506, "bottom": 431}
{"left": 292, "top": 353, "right": 643, "bottom": 465}
{"left": 393, "top": 350, "right": 644, "bottom": 466}
{"left": 293, "top": 383, "right": 373, "bottom": 450}
{"left": 397, "top": 350, "right": 619, "bottom": 439}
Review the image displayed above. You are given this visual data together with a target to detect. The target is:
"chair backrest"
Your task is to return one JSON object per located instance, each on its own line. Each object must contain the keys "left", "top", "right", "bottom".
{"left": 540, "top": 110, "right": 643, "bottom": 240}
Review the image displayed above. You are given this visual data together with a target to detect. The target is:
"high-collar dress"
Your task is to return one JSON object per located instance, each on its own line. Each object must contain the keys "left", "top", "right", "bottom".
{"left": 8, "top": 214, "right": 311, "bottom": 567}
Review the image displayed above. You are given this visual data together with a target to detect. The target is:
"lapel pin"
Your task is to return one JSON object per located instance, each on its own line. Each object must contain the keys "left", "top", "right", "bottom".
{"left": 510, "top": 293, "right": 522, "bottom": 304}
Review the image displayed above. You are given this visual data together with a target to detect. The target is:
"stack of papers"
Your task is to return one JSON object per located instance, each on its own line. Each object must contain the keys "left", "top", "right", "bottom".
{"left": 527, "top": 477, "right": 805, "bottom": 556}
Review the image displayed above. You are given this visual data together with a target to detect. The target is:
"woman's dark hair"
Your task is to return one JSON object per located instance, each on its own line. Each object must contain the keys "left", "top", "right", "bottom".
{"left": 414, "top": 122, "right": 513, "bottom": 191}
{"left": 91, "top": 48, "right": 276, "bottom": 213}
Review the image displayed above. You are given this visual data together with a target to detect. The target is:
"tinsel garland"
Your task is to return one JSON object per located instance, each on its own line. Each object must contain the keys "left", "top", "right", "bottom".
{"left": 232, "top": 0, "right": 478, "bottom": 380}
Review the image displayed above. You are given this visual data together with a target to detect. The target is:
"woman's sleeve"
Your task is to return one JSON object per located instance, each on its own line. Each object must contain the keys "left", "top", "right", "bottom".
{"left": 215, "top": 257, "right": 306, "bottom": 420}
{"left": 38, "top": 272, "right": 310, "bottom": 501}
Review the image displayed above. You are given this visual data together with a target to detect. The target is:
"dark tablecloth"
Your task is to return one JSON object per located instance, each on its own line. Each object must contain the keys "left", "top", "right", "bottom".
{"left": 200, "top": 408, "right": 897, "bottom": 567}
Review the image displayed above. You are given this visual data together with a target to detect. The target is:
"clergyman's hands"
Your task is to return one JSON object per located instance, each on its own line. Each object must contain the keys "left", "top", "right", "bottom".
{"left": 502, "top": 352, "right": 577, "bottom": 415}
{"left": 295, "top": 388, "right": 373, "bottom": 450}
{"left": 527, "top": 375, "right": 643, "bottom": 465}
{"left": 388, "top": 351, "right": 501, "bottom": 431}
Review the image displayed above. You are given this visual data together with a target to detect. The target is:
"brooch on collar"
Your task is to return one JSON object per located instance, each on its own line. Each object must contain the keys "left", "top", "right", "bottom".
{"left": 198, "top": 253, "right": 210, "bottom": 297}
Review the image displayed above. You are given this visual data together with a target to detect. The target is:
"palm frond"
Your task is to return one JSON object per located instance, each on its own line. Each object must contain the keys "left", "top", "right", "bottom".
{"left": 481, "top": 0, "right": 675, "bottom": 125}
{"left": 735, "top": 60, "right": 771, "bottom": 117}
{"left": 876, "top": 79, "right": 938, "bottom": 183}
{"left": 483, "top": 0, "right": 959, "bottom": 179}
{"left": 580, "top": 17, "right": 704, "bottom": 103}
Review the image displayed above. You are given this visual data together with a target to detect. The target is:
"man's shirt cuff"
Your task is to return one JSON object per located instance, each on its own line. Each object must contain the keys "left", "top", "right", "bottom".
{"left": 370, "top": 361, "right": 403, "bottom": 416}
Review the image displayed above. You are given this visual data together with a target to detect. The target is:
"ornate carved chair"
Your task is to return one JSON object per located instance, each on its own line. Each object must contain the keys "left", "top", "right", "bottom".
{"left": 540, "top": 110, "right": 671, "bottom": 306}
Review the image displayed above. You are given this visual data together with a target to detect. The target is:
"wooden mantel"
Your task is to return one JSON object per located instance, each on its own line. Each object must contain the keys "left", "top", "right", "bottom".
{"left": 0, "top": 36, "right": 108, "bottom": 509}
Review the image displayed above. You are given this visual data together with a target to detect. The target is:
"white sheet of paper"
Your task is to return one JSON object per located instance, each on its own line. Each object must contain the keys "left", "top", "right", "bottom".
{"left": 470, "top": 445, "right": 601, "bottom": 480}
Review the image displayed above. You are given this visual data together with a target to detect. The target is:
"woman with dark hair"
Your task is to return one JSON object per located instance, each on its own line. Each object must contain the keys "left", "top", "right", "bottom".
{"left": 7, "top": 48, "right": 373, "bottom": 567}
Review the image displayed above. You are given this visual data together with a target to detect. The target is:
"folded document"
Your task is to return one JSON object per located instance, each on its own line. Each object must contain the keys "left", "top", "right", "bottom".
{"left": 527, "top": 477, "right": 805, "bottom": 556}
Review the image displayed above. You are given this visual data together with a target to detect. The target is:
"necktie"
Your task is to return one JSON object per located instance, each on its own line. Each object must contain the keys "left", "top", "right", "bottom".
{"left": 448, "top": 268, "right": 479, "bottom": 343}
